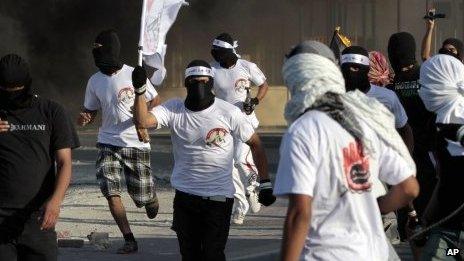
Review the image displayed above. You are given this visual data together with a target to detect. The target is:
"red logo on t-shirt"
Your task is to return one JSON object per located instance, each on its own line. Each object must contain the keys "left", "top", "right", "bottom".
{"left": 234, "top": 78, "right": 250, "bottom": 93}
{"left": 342, "top": 141, "right": 371, "bottom": 192}
{"left": 205, "top": 128, "right": 228, "bottom": 147}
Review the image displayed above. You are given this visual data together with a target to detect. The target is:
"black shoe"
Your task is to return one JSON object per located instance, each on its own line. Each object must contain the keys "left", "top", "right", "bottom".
{"left": 145, "top": 196, "right": 159, "bottom": 219}
{"left": 117, "top": 240, "right": 138, "bottom": 254}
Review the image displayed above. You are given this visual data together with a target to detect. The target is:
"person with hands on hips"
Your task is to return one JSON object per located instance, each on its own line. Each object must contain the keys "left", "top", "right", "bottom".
{"left": 132, "top": 60, "right": 275, "bottom": 261}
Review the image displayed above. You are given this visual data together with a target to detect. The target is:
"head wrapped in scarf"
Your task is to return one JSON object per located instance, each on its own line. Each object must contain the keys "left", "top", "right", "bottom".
{"left": 286, "top": 40, "right": 337, "bottom": 63}
{"left": 341, "top": 46, "right": 371, "bottom": 92}
{"left": 211, "top": 33, "right": 239, "bottom": 68}
{"left": 419, "top": 54, "right": 464, "bottom": 124}
{"left": 368, "top": 51, "right": 394, "bottom": 86}
{"left": 283, "top": 41, "right": 415, "bottom": 176}
{"left": 439, "top": 38, "right": 464, "bottom": 62}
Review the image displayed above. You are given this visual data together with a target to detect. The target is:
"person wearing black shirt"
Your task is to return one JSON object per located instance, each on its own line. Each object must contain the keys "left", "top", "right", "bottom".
{"left": 0, "top": 54, "right": 79, "bottom": 261}
{"left": 387, "top": 33, "right": 438, "bottom": 255}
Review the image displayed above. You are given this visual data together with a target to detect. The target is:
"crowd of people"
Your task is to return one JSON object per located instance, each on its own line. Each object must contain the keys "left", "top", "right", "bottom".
{"left": 0, "top": 8, "right": 464, "bottom": 261}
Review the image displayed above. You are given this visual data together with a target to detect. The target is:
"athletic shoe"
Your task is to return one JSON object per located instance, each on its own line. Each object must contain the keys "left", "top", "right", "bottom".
{"left": 231, "top": 211, "right": 245, "bottom": 225}
{"left": 117, "top": 240, "right": 138, "bottom": 254}
{"left": 247, "top": 190, "right": 261, "bottom": 213}
{"left": 145, "top": 196, "right": 159, "bottom": 219}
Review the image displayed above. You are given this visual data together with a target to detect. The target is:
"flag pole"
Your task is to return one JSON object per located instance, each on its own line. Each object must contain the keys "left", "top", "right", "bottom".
{"left": 138, "top": 0, "right": 148, "bottom": 66}
{"left": 136, "top": 0, "right": 150, "bottom": 143}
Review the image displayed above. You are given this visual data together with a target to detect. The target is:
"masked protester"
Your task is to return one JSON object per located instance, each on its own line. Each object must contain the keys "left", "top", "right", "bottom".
{"left": 421, "top": 10, "right": 464, "bottom": 63}
{"left": 419, "top": 54, "right": 464, "bottom": 260}
{"left": 342, "top": 46, "right": 412, "bottom": 140}
{"left": 387, "top": 32, "right": 438, "bottom": 250}
{"left": 0, "top": 54, "right": 79, "bottom": 261}
{"left": 76, "top": 29, "right": 160, "bottom": 254}
{"left": 132, "top": 60, "right": 275, "bottom": 261}
{"left": 438, "top": 38, "right": 464, "bottom": 62}
{"left": 274, "top": 41, "right": 419, "bottom": 261}
{"left": 210, "top": 33, "right": 270, "bottom": 224}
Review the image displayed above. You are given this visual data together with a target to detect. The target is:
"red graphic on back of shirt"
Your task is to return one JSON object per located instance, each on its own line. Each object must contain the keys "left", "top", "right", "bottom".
{"left": 205, "top": 128, "right": 228, "bottom": 147}
{"left": 342, "top": 141, "right": 372, "bottom": 192}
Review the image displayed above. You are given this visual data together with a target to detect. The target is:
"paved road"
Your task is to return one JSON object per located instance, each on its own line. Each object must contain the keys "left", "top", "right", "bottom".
{"left": 58, "top": 133, "right": 413, "bottom": 260}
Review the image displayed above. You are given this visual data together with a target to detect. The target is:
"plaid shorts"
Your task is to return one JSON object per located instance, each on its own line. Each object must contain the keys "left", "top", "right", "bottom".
{"left": 96, "top": 143, "right": 156, "bottom": 208}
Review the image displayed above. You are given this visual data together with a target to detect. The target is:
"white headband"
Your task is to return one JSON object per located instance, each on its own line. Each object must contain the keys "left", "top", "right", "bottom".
{"left": 185, "top": 66, "right": 214, "bottom": 79}
{"left": 341, "top": 53, "right": 370, "bottom": 66}
{"left": 212, "top": 39, "right": 238, "bottom": 49}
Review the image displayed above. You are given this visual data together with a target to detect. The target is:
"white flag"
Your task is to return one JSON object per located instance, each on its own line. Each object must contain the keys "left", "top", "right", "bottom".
{"left": 139, "top": 0, "right": 187, "bottom": 85}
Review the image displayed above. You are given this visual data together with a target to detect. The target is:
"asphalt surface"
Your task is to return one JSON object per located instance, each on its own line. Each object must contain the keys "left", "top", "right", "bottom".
{"left": 57, "top": 133, "right": 413, "bottom": 260}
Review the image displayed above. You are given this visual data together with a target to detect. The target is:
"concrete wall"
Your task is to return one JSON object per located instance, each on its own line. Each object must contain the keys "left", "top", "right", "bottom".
{"left": 2, "top": 0, "right": 461, "bottom": 123}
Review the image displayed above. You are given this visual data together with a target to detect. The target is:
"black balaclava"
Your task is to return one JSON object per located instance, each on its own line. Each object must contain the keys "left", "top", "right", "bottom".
{"left": 439, "top": 38, "right": 464, "bottom": 61}
{"left": 388, "top": 32, "right": 419, "bottom": 79}
{"left": 341, "top": 46, "right": 371, "bottom": 92}
{"left": 0, "top": 54, "right": 33, "bottom": 110}
{"left": 211, "top": 33, "right": 238, "bottom": 68}
{"left": 184, "top": 60, "right": 215, "bottom": 111}
{"left": 92, "top": 29, "right": 123, "bottom": 75}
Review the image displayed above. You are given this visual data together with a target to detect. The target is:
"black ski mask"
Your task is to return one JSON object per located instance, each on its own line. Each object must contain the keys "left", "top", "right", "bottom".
{"left": 184, "top": 60, "right": 215, "bottom": 111}
{"left": 341, "top": 46, "right": 371, "bottom": 92}
{"left": 0, "top": 54, "right": 33, "bottom": 110}
{"left": 211, "top": 33, "right": 238, "bottom": 68}
{"left": 439, "top": 38, "right": 464, "bottom": 61}
{"left": 388, "top": 32, "right": 418, "bottom": 74}
{"left": 92, "top": 29, "right": 123, "bottom": 75}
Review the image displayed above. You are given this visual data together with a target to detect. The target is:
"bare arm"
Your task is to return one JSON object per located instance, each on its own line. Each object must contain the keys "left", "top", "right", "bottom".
{"left": 397, "top": 123, "right": 414, "bottom": 154}
{"left": 377, "top": 175, "right": 419, "bottom": 214}
{"left": 246, "top": 133, "right": 269, "bottom": 181}
{"left": 41, "top": 148, "right": 72, "bottom": 230}
{"left": 421, "top": 17, "right": 435, "bottom": 61}
{"left": 281, "top": 194, "right": 312, "bottom": 261}
{"left": 134, "top": 93, "right": 158, "bottom": 129}
{"left": 256, "top": 81, "right": 269, "bottom": 102}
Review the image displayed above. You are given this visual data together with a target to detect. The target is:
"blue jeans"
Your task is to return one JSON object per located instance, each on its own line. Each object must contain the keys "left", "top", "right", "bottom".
{"left": 421, "top": 227, "right": 464, "bottom": 261}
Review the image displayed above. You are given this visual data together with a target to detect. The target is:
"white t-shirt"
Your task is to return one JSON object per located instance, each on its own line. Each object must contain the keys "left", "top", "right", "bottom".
{"left": 151, "top": 98, "right": 255, "bottom": 197}
{"left": 274, "top": 110, "right": 414, "bottom": 261}
{"left": 211, "top": 59, "right": 266, "bottom": 129}
{"left": 84, "top": 64, "right": 158, "bottom": 148}
{"left": 366, "top": 85, "right": 408, "bottom": 128}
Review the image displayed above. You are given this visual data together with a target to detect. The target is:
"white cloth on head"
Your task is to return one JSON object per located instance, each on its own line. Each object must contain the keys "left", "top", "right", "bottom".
{"left": 283, "top": 53, "right": 415, "bottom": 173}
{"left": 419, "top": 54, "right": 464, "bottom": 124}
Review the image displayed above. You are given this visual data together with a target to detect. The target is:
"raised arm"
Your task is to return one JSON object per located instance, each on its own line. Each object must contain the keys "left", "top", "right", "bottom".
{"left": 421, "top": 13, "right": 435, "bottom": 61}
{"left": 132, "top": 66, "right": 158, "bottom": 129}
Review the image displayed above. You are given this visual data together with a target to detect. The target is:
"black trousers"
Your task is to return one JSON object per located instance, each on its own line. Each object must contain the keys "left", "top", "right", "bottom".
{"left": 172, "top": 190, "right": 234, "bottom": 261}
{"left": 0, "top": 209, "right": 57, "bottom": 261}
